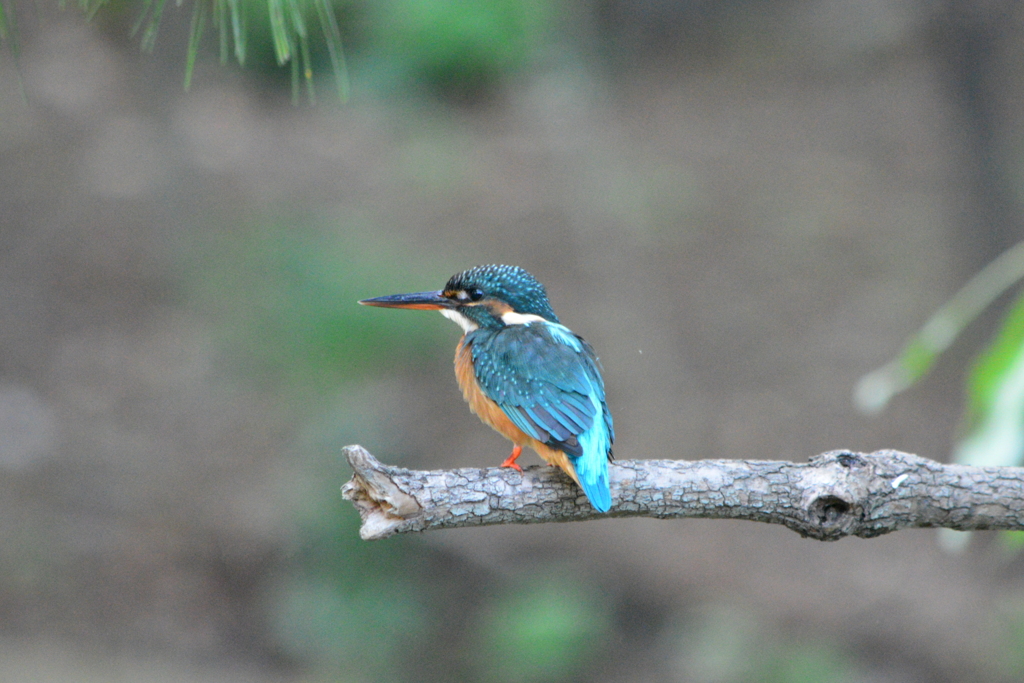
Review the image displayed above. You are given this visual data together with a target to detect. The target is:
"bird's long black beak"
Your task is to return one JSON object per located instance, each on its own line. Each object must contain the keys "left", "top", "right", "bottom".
{"left": 358, "top": 290, "right": 453, "bottom": 310}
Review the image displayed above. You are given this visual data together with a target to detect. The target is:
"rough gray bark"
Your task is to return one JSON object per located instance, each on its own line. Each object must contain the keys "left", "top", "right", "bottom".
{"left": 340, "top": 445, "right": 1024, "bottom": 541}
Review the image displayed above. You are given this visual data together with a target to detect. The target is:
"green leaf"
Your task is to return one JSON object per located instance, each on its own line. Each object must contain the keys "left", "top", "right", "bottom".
{"left": 965, "top": 291, "right": 1024, "bottom": 428}
{"left": 954, "top": 291, "right": 1024, "bottom": 467}
{"left": 856, "top": 240, "right": 1024, "bottom": 414}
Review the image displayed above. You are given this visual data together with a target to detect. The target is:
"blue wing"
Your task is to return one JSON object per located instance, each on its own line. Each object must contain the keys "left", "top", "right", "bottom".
{"left": 468, "top": 321, "right": 614, "bottom": 511}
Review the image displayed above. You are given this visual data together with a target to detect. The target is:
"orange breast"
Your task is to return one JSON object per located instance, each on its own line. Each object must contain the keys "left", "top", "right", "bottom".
{"left": 454, "top": 338, "right": 580, "bottom": 486}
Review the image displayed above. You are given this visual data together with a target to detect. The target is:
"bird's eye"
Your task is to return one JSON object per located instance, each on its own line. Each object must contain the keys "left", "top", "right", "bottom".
{"left": 453, "top": 287, "right": 484, "bottom": 302}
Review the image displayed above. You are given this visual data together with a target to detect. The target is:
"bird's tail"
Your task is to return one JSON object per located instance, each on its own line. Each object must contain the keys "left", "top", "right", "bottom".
{"left": 573, "top": 454, "right": 611, "bottom": 512}
{"left": 573, "top": 420, "right": 613, "bottom": 512}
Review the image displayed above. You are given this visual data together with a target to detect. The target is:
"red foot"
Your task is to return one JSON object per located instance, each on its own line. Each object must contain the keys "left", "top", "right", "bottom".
{"left": 500, "top": 445, "right": 524, "bottom": 472}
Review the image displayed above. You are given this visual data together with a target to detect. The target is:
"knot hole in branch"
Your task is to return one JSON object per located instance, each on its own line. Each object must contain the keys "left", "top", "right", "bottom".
{"left": 810, "top": 495, "right": 853, "bottom": 527}
{"left": 835, "top": 452, "right": 865, "bottom": 468}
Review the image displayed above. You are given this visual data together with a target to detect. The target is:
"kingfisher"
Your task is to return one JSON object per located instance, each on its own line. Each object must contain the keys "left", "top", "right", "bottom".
{"left": 359, "top": 264, "right": 614, "bottom": 512}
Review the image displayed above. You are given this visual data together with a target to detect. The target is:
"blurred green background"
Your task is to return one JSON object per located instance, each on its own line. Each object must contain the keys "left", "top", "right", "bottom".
{"left": 3, "top": 1, "right": 1024, "bottom": 681}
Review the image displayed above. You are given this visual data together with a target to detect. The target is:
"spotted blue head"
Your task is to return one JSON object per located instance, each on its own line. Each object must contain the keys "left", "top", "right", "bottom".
{"left": 359, "top": 264, "right": 560, "bottom": 332}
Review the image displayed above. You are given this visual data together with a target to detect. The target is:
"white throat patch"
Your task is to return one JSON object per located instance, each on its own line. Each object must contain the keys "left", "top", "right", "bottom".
{"left": 440, "top": 308, "right": 478, "bottom": 333}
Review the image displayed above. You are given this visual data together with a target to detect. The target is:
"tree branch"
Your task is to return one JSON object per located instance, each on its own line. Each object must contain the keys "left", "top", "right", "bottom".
{"left": 340, "top": 445, "right": 1024, "bottom": 541}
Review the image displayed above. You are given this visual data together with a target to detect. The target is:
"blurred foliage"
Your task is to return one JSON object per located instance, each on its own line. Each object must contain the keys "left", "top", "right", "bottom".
{"left": 0, "top": 0, "right": 20, "bottom": 86}
{"left": 670, "top": 603, "right": 765, "bottom": 681}
{"left": 1001, "top": 600, "right": 1024, "bottom": 679}
{"left": 955, "top": 290, "right": 1024, "bottom": 468}
{"left": 669, "top": 603, "right": 859, "bottom": 683}
{"left": 133, "top": 0, "right": 348, "bottom": 100}
{"left": 1003, "top": 529, "right": 1024, "bottom": 552}
{"left": 768, "top": 641, "right": 854, "bottom": 683}
{"left": 184, "top": 212, "right": 429, "bottom": 679}
{"left": 269, "top": 506, "right": 427, "bottom": 678}
{"left": 856, "top": 241, "right": 1024, "bottom": 477}
{"left": 855, "top": 240, "right": 1024, "bottom": 417}
{"left": 183, "top": 212, "right": 453, "bottom": 394}
{"left": 472, "top": 575, "right": 612, "bottom": 682}
{"left": 21, "top": 0, "right": 557, "bottom": 102}
{"left": 359, "top": 0, "right": 552, "bottom": 101}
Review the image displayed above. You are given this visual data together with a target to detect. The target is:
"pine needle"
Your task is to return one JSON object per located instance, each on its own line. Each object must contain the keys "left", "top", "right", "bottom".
{"left": 226, "top": 0, "right": 246, "bottom": 65}
{"left": 267, "top": 0, "right": 291, "bottom": 65}
{"left": 313, "top": 0, "right": 348, "bottom": 102}
{"left": 184, "top": 0, "right": 206, "bottom": 90}
{"left": 139, "top": 0, "right": 168, "bottom": 52}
